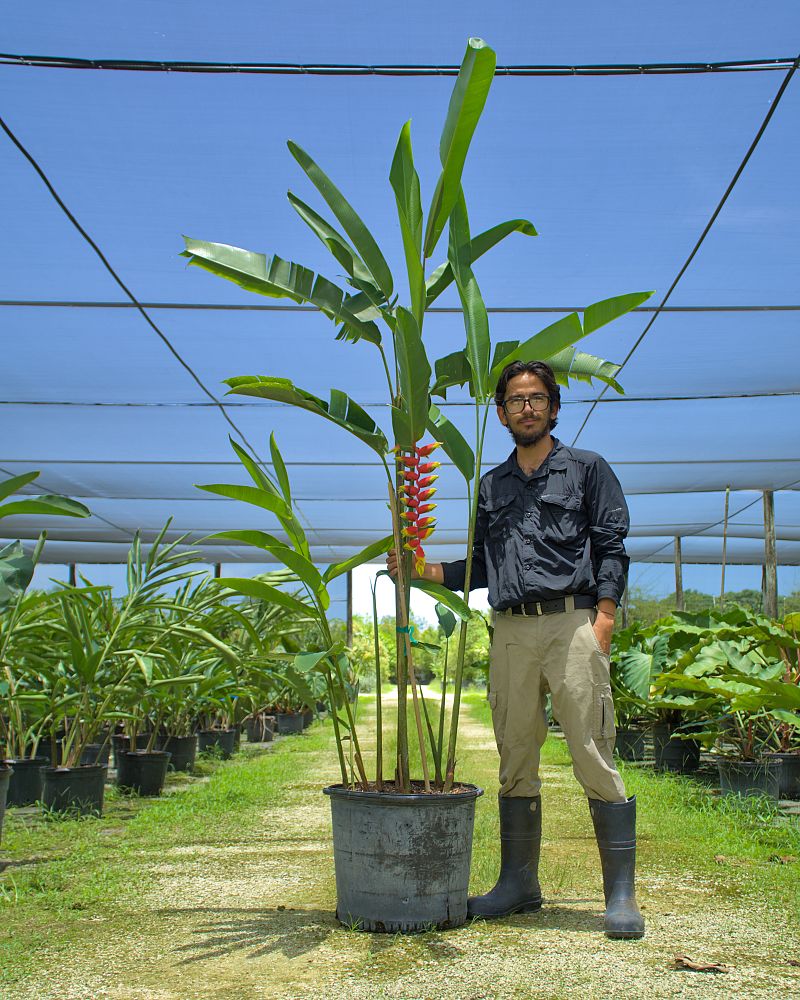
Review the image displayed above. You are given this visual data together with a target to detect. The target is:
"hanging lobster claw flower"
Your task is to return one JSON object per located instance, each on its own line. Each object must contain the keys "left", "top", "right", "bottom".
{"left": 417, "top": 474, "right": 438, "bottom": 489}
{"left": 416, "top": 487, "right": 436, "bottom": 502}
{"left": 416, "top": 503, "right": 436, "bottom": 515}
{"left": 417, "top": 461, "right": 441, "bottom": 475}
{"left": 396, "top": 440, "right": 442, "bottom": 577}
{"left": 415, "top": 442, "right": 442, "bottom": 458}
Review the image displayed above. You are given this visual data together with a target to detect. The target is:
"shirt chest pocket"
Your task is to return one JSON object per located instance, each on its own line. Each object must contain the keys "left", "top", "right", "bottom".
{"left": 485, "top": 493, "right": 517, "bottom": 541}
{"left": 539, "top": 492, "right": 584, "bottom": 545}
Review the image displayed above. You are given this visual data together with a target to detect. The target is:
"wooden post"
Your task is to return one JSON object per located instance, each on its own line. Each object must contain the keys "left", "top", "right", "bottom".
{"left": 720, "top": 485, "right": 730, "bottom": 608}
{"left": 68, "top": 563, "right": 77, "bottom": 587}
{"left": 674, "top": 537, "right": 684, "bottom": 612}
{"left": 763, "top": 490, "right": 778, "bottom": 618}
{"left": 346, "top": 569, "right": 353, "bottom": 648}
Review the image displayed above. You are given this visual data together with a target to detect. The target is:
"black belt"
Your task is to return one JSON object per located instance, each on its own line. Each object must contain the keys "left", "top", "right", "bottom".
{"left": 504, "top": 595, "right": 596, "bottom": 617}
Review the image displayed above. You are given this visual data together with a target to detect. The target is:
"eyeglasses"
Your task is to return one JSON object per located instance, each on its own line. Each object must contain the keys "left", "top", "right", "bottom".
{"left": 502, "top": 393, "right": 550, "bottom": 414}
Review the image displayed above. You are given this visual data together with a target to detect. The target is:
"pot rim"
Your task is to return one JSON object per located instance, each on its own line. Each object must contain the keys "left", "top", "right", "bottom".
{"left": 122, "top": 750, "right": 172, "bottom": 759}
{"left": 323, "top": 782, "right": 483, "bottom": 804}
{"left": 42, "top": 764, "right": 109, "bottom": 775}
{"left": 2, "top": 756, "right": 47, "bottom": 766}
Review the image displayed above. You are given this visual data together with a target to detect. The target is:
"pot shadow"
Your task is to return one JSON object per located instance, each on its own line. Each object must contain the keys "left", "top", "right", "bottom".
{"left": 159, "top": 906, "right": 337, "bottom": 964}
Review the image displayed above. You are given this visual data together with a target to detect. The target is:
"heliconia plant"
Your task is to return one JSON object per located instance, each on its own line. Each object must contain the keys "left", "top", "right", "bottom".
{"left": 182, "top": 37, "right": 653, "bottom": 791}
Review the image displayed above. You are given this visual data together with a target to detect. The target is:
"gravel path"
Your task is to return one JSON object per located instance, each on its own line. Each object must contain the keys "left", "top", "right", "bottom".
{"left": 4, "top": 696, "right": 800, "bottom": 1000}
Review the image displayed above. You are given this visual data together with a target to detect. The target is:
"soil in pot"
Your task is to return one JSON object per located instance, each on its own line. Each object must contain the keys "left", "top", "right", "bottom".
{"left": 324, "top": 782, "right": 483, "bottom": 933}
{"left": 3, "top": 757, "right": 47, "bottom": 807}
{"left": 718, "top": 757, "right": 783, "bottom": 799}
{"left": 41, "top": 765, "right": 107, "bottom": 816}
{"left": 274, "top": 713, "right": 305, "bottom": 736}
{"left": 0, "top": 765, "right": 12, "bottom": 843}
{"left": 116, "top": 751, "right": 172, "bottom": 796}
{"left": 197, "top": 729, "right": 237, "bottom": 759}
{"left": 652, "top": 724, "right": 700, "bottom": 773}
{"left": 161, "top": 736, "right": 196, "bottom": 773}
{"left": 767, "top": 752, "right": 800, "bottom": 799}
{"left": 614, "top": 727, "right": 646, "bottom": 762}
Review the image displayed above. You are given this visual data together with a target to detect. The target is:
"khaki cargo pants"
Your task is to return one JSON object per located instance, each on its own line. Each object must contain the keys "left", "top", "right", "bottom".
{"left": 488, "top": 602, "right": 627, "bottom": 803}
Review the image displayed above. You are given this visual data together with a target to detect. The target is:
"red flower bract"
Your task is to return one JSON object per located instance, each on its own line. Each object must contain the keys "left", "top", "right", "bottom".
{"left": 396, "top": 439, "right": 442, "bottom": 575}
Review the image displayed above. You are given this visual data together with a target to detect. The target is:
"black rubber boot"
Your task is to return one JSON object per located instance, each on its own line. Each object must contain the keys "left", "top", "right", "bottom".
{"left": 588, "top": 795, "right": 645, "bottom": 939}
{"left": 467, "top": 795, "right": 542, "bottom": 919}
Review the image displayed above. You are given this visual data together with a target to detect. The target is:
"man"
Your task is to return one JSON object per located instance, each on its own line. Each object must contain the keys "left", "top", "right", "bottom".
{"left": 387, "top": 360, "right": 644, "bottom": 939}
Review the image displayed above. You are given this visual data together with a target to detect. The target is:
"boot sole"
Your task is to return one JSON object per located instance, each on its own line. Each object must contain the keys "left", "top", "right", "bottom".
{"left": 468, "top": 898, "right": 542, "bottom": 920}
{"left": 606, "top": 929, "right": 645, "bottom": 940}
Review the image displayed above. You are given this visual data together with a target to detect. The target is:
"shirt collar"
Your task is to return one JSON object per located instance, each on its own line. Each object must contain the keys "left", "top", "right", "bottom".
{"left": 498, "top": 437, "right": 568, "bottom": 480}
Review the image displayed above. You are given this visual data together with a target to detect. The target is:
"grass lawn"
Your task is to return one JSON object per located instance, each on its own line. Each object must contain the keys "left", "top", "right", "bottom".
{"left": 1, "top": 691, "right": 799, "bottom": 999}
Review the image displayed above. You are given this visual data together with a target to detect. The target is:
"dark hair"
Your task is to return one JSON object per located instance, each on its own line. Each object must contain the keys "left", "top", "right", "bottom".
{"left": 494, "top": 360, "right": 560, "bottom": 429}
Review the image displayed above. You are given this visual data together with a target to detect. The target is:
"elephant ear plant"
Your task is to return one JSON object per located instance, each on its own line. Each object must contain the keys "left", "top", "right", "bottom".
{"left": 184, "top": 37, "right": 652, "bottom": 800}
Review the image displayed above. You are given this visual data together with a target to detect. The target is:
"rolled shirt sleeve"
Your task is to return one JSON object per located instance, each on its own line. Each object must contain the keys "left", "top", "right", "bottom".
{"left": 585, "top": 456, "right": 630, "bottom": 605}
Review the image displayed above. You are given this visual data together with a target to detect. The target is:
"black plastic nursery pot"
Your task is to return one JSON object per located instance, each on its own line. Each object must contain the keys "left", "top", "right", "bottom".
{"left": 116, "top": 751, "right": 172, "bottom": 796}
{"left": 614, "top": 727, "right": 646, "bottom": 762}
{"left": 717, "top": 757, "right": 783, "bottom": 799}
{"left": 324, "top": 782, "right": 483, "bottom": 933}
{"left": 245, "top": 715, "right": 274, "bottom": 743}
{"left": 274, "top": 713, "right": 305, "bottom": 736}
{"left": 42, "top": 765, "right": 108, "bottom": 816}
{"left": 0, "top": 765, "right": 12, "bottom": 843}
{"left": 80, "top": 742, "right": 111, "bottom": 767}
{"left": 302, "top": 710, "right": 314, "bottom": 729}
{"left": 3, "top": 757, "right": 47, "bottom": 807}
{"left": 161, "top": 735, "right": 197, "bottom": 772}
{"left": 197, "top": 729, "right": 237, "bottom": 759}
{"left": 766, "top": 752, "right": 800, "bottom": 799}
{"left": 652, "top": 724, "right": 701, "bottom": 773}
{"left": 111, "top": 733, "right": 151, "bottom": 769}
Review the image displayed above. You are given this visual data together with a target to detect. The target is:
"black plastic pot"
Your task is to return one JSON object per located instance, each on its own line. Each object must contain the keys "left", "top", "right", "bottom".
{"left": 197, "top": 729, "right": 237, "bottom": 759}
{"left": 302, "top": 710, "right": 314, "bottom": 729}
{"left": 161, "top": 735, "right": 196, "bottom": 773}
{"left": 718, "top": 757, "right": 783, "bottom": 799}
{"left": 3, "top": 756, "right": 47, "bottom": 807}
{"left": 614, "top": 727, "right": 646, "bottom": 761}
{"left": 274, "top": 713, "right": 304, "bottom": 735}
{"left": 766, "top": 752, "right": 800, "bottom": 799}
{"left": 116, "top": 751, "right": 171, "bottom": 796}
{"left": 42, "top": 765, "right": 107, "bottom": 816}
{"left": 652, "top": 724, "right": 700, "bottom": 773}
{"left": 111, "top": 733, "right": 151, "bottom": 769}
{"left": 80, "top": 742, "right": 111, "bottom": 767}
{"left": 245, "top": 715, "right": 274, "bottom": 743}
{"left": 0, "top": 765, "right": 12, "bottom": 843}
{"left": 324, "top": 782, "right": 484, "bottom": 932}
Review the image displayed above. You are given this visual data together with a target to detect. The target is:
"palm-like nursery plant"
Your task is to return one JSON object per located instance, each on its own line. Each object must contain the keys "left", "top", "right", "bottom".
{"left": 183, "top": 37, "right": 652, "bottom": 792}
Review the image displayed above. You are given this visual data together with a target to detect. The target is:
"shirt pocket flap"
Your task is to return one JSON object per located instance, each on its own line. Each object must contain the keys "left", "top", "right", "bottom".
{"left": 541, "top": 492, "right": 582, "bottom": 511}
{"left": 484, "top": 493, "right": 516, "bottom": 513}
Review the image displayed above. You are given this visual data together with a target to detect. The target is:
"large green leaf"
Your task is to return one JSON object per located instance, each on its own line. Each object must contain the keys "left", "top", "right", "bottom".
{"left": 269, "top": 432, "right": 292, "bottom": 505}
{"left": 546, "top": 347, "right": 624, "bottom": 394}
{"left": 196, "top": 483, "right": 292, "bottom": 521}
{"left": 410, "top": 579, "right": 473, "bottom": 621}
{"left": 423, "top": 38, "right": 497, "bottom": 258}
{"left": 488, "top": 313, "right": 585, "bottom": 384}
{"left": 0, "top": 540, "right": 36, "bottom": 613}
{"left": 425, "top": 219, "right": 537, "bottom": 306}
{"left": 435, "top": 602, "right": 458, "bottom": 638}
{"left": 323, "top": 535, "right": 394, "bottom": 584}
{"left": 395, "top": 307, "right": 431, "bottom": 443}
{"left": 224, "top": 376, "right": 389, "bottom": 457}
{"left": 0, "top": 495, "right": 90, "bottom": 520}
{"left": 427, "top": 402, "right": 475, "bottom": 482}
{"left": 294, "top": 643, "right": 345, "bottom": 675}
{"left": 584, "top": 291, "right": 655, "bottom": 335}
{"left": 391, "top": 405, "right": 415, "bottom": 451}
{"left": 389, "top": 121, "right": 425, "bottom": 324}
{"left": 181, "top": 238, "right": 382, "bottom": 345}
{"left": 0, "top": 471, "right": 40, "bottom": 503}
{"left": 287, "top": 141, "right": 394, "bottom": 300}
{"left": 430, "top": 348, "right": 472, "bottom": 398}
{"left": 214, "top": 577, "right": 316, "bottom": 618}
{"left": 448, "top": 192, "right": 490, "bottom": 398}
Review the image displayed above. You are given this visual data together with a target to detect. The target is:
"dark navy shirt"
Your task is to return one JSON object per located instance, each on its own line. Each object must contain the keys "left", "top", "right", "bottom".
{"left": 442, "top": 437, "right": 630, "bottom": 609}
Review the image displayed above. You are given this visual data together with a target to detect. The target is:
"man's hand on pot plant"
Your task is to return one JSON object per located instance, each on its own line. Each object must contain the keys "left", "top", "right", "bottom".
{"left": 386, "top": 548, "right": 443, "bottom": 584}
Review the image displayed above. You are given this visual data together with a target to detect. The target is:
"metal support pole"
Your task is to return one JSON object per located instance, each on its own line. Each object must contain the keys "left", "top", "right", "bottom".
{"left": 214, "top": 563, "right": 221, "bottom": 579}
{"left": 346, "top": 569, "right": 353, "bottom": 648}
{"left": 763, "top": 490, "right": 777, "bottom": 618}
{"left": 674, "top": 537, "right": 684, "bottom": 612}
{"left": 68, "top": 563, "right": 77, "bottom": 587}
{"left": 720, "top": 486, "right": 730, "bottom": 608}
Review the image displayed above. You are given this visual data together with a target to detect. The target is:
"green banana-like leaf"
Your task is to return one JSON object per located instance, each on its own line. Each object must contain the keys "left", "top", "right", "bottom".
{"left": 546, "top": 347, "right": 624, "bottom": 394}
{"left": 322, "top": 535, "right": 394, "bottom": 584}
{"left": 0, "top": 495, "right": 90, "bottom": 520}
{"left": 435, "top": 602, "right": 458, "bottom": 638}
{"left": 286, "top": 191, "right": 383, "bottom": 300}
{"left": 617, "top": 648, "right": 654, "bottom": 700}
{"left": 431, "top": 348, "right": 473, "bottom": 398}
{"left": 269, "top": 432, "right": 292, "bottom": 505}
{"left": 0, "top": 471, "right": 40, "bottom": 502}
{"left": 489, "top": 340, "right": 520, "bottom": 378}
{"left": 0, "top": 540, "right": 36, "bottom": 613}
{"left": 448, "top": 192, "right": 490, "bottom": 398}
{"left": 209, "top": 529, "right": 329, "bottom": 610}
{"left": 391, "top": 405, "right": 415, "bottom": 451}
{"left": 224, "top": 376, "right": 389, "bottom": 457}
{"left": 389, "top": 121, "right": 425, "bottom": 324}
{"left": 427, "top": 402, "right": 475, "bottom": 482}
{"left": 214, "top": 577, "right": 315, "bottom": 618}
{"left": 181, "top": 238, "right": 382, "bottom": 345}
{"left": 425, "top": 218, "right": 537, "bottom": 306}
{"left": 287, "top": 141, "right": 394, "bottom": 299}
{"left": 488, "top": 313, "right": 585, "bottom": 384}
{"left": 171, "top": 625, "right": 241, "bottom": 664}
{"left": 583, "top": 291, "right": 654, "bottom": 335}
{"left": 294, "top": 643, "right": 344, "bottom": 675}
{"left": 410, "top": 579, "right": 473, "bottom": 621}
{"left": 395, "top": 307, "right": 431, "bottom": 443}
{"left": 423, "top": 38, "right": 497, "bottom": 258}
{"left": 196, "top": 483, "right": 292, "bottom": 521}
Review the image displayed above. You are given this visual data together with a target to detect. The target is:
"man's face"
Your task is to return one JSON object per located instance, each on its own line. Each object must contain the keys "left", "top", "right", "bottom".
{"left": 497, "top": 372, "right": 559, "bottom": 447}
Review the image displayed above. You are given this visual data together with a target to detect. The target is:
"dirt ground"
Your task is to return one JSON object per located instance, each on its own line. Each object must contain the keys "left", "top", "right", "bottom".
{"left": 4, "top": 698, "right": 800, "bottom": 1000}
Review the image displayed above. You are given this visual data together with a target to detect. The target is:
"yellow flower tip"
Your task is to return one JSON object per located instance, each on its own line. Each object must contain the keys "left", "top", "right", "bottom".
{"left": 415, "top": 555, "right": 426, "bottom": 576}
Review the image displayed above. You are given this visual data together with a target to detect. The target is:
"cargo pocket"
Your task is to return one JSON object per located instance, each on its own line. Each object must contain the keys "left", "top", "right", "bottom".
{"left": 592, "top": 683, "right": 616, "bottom": 742}
{"left": 487, "top": 691, "right": 503, "bottom": 752}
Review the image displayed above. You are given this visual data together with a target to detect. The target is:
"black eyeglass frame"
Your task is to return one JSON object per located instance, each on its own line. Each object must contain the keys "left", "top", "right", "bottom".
{"left": 501, "top": 393, "right": 551, "bottom": 414}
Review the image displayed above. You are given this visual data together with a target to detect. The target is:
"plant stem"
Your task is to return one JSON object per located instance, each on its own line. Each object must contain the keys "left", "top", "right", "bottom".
{"left": 371, "top": 580, "right": 383, "bottom": 790}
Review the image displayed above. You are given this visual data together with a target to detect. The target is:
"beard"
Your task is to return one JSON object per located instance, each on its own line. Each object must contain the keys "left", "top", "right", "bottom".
{"left": 506, "top": 415, "right": 551, "bottom": 448}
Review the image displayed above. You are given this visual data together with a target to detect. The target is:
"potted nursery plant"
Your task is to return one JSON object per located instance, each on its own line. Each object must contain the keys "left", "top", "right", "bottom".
{"left": 182, "top": 37, "right": 651, "bottom": 930}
